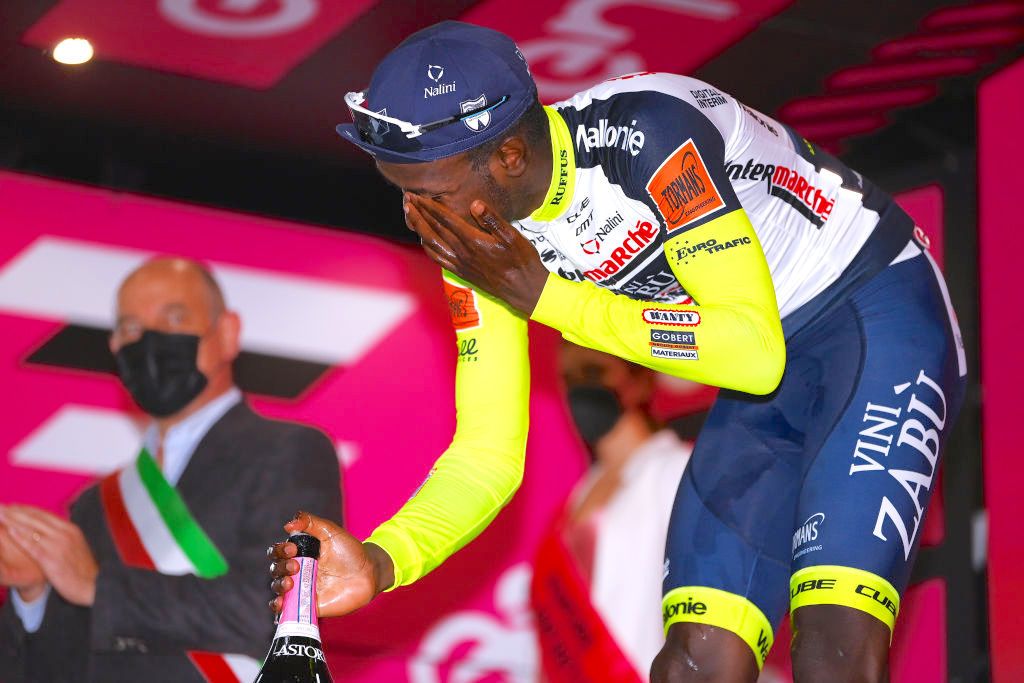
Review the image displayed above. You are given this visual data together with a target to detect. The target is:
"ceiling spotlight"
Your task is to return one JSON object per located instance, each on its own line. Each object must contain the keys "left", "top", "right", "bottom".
{"left": 52, "top": 38, "right": 94, "bottom": 65}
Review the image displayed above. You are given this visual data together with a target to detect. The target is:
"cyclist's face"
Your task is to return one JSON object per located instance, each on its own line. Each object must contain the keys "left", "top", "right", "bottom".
{"left": 377, "top": 129, "right": 542, "bottom": 223}
{"left": 377, "top": 153, "right": 513, "bottom": 225}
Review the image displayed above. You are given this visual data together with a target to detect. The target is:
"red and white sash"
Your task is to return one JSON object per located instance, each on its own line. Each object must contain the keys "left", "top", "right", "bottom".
{"left": 99, "top": 448, "right": 261, "bottom": 683}
{"left": 531, "top": 515, "right": 644, "bottom": 683}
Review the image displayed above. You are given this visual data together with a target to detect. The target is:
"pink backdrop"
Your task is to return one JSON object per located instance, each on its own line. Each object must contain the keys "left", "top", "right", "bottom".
{"left": 0, "top": 171, "right": 953, "bottom": 681}
{"left": 0, "top": 171, "right": 586, "bottom": 681}
{"left": 980, "top": 56, "right": 1024, "bottom": 683}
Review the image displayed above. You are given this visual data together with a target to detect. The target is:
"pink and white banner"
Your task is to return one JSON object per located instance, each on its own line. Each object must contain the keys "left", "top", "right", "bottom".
{"left": 23, "top": 0, "right": 379, "bottom": 88}
{"left": 0, "top": 171, "right": 586, "bottom": 681}
{"left": 463, "top": 0, "right": 793, "bottom": 102}
{"left": 21, "top": 0, "right": 795, "bottom": 94}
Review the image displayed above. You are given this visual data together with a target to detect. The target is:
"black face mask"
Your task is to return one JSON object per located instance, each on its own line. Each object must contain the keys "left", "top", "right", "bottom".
{"left": 115, "top": 330, "right": 208, "bottom": 418}
{"left": 566, "top": 385, "right": 623, "bottom": 454}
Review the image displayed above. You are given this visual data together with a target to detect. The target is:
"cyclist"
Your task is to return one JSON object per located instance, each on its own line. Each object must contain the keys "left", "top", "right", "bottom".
{"left": 270, "top": 21, "right": 965, "bottom": 683}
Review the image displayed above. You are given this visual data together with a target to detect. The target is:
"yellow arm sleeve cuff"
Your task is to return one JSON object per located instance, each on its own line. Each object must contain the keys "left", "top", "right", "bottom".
{"left": 365, "top": 271, "right": 530, "bottom": 589}
{"left": 531, "top": 210, "right": 785, "bottom": 395}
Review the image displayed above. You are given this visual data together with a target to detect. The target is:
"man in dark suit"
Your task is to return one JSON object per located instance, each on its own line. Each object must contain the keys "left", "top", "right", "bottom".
{"left": 0, "top": 257, "right": 342, "bottom": 682}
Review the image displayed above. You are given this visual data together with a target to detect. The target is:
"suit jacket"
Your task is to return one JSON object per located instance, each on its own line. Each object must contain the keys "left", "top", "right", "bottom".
{"left": 0, "top": 402, "right": 342, "bottom": 682}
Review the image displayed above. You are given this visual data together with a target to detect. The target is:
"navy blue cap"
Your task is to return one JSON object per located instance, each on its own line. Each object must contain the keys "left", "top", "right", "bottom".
{"left": 336, "top": 21, "right": 537, "bottom": 164}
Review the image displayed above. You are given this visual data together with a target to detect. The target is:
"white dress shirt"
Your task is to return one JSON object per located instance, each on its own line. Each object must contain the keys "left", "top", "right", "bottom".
{"left": 586, "top": 430, "right": 692, "bottom": 681}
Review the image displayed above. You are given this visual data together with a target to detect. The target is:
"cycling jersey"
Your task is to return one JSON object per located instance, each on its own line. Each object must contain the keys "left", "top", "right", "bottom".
{"left": 364, "top": 72, "right": 964, "bottom": 667}
{"left": 522, "top": 72, "right": 911, "bottom": 320}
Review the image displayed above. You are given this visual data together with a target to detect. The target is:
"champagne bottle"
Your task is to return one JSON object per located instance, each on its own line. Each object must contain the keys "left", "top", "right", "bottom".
{"left": 255, "top": 533, "right": 334, "bottom": 683}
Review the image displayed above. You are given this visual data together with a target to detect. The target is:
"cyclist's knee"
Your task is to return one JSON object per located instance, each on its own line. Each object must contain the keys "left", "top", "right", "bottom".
{"left": 791, "top": 605, "right": 890, "bottom": 683}
{"left": 651, "top": 622, "right": 759, "bottom": 683}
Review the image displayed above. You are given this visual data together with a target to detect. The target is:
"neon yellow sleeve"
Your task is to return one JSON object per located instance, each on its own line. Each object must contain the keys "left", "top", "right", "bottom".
{"left": 364, "top": 271, "right": 530, "bottom": 588}
{"left": 531, "top": 209, "right": 785, "bottom": 395}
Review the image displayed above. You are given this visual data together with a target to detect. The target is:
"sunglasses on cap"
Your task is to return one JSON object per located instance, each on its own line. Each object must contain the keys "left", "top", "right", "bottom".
{"left": 344, "top": 91, "right": 510, "bottom": 148}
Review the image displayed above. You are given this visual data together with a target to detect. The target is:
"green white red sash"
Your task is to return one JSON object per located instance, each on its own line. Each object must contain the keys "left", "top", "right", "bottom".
{"left": 99, "top": 448, "right": 261, "bottom": 683}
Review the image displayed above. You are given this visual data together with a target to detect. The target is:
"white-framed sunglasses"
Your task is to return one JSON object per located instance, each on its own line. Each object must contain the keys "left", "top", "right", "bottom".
{"left": 345, "top": 91, "right": 509, "bottom": 146}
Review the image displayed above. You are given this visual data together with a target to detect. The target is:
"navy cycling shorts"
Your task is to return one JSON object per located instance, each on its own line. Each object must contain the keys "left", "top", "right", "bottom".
{"left": 660, "top": 245, "right": 967, "bottom": 667}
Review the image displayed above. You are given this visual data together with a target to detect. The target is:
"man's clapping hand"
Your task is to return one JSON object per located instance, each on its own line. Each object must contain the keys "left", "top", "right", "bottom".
{"left": 0, "top": 505, "right": 98, "bottom": 606}
{"left": 0, "top": 511, "right": 46, "bottom": 602}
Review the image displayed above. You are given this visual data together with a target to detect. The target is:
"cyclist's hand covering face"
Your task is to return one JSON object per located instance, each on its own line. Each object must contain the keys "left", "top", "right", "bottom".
{"left": 404, "top": 193, "right": 548, "bottom": 315}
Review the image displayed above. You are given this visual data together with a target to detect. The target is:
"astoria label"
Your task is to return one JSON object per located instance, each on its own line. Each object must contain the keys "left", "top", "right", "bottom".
{"left": 272, "top": 644, "right": 326, "bottom": 662}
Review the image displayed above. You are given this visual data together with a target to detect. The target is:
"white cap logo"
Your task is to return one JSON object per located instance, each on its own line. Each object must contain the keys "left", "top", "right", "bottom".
{"left": 427, "top": 65, "right": 444, "bottom": 83}
{"left": 460, "top": 95, "right": 490, "bottom": 132}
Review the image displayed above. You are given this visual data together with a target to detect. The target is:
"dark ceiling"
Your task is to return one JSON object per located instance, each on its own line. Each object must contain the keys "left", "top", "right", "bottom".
{"left": 0, "top": 0, "right": 1019, "bottom": 242}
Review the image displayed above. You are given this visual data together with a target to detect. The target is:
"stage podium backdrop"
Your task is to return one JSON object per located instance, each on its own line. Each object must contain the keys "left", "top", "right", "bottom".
{"left": 0, "top": 171, "right": 948, "bottom": 682}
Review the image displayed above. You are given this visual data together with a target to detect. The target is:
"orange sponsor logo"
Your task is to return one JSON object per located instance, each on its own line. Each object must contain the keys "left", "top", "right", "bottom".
{"left": 443, "top": 278, "right": 482, "bottom": 331}
{"left": 646, "top": 139, "right": 725, "bottom": 232}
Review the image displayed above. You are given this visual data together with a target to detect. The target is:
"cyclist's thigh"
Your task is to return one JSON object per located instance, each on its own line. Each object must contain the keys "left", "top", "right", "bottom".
{"left": 790, "top": 251, "right": 967, "bottom": 632}
{"left": 662, "top": 299, "right": 866, "bottom": 668}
